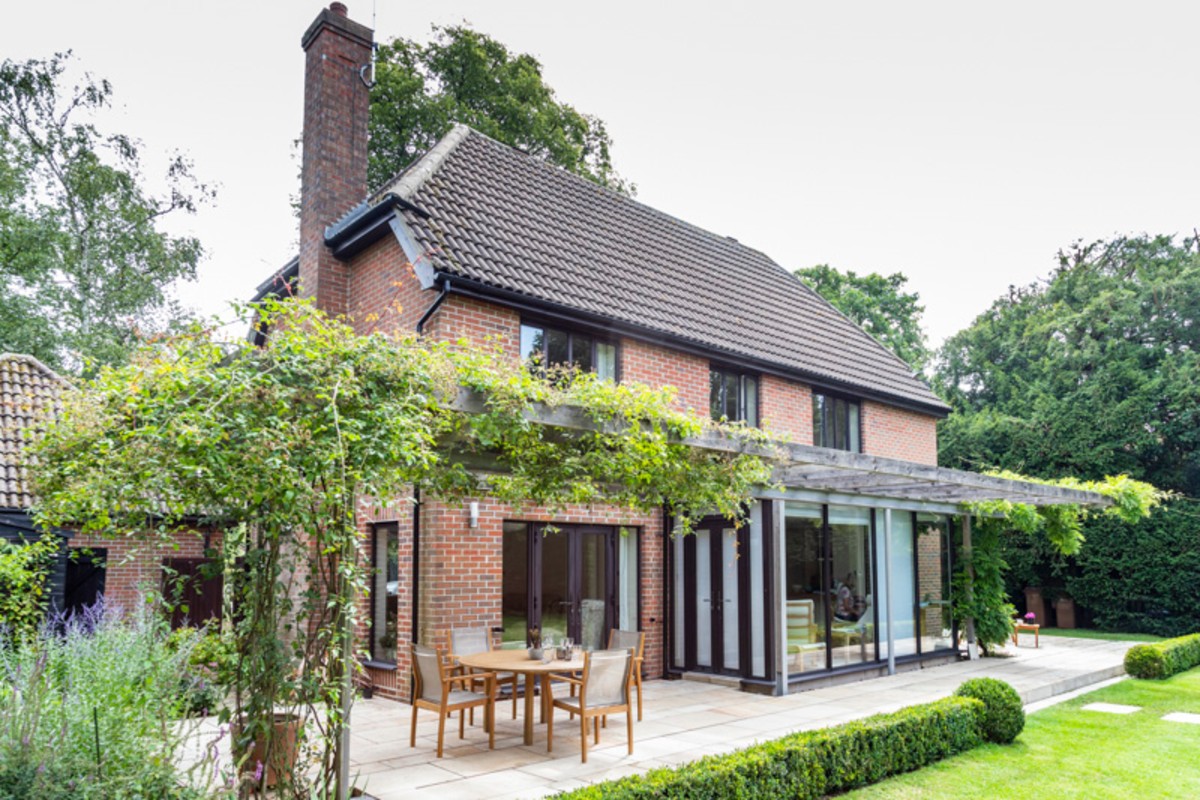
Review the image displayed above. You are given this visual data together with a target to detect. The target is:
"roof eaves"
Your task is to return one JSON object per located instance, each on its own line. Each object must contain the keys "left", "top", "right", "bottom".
{"left": 437, "top": 271, "right": 952, "bottom": 417}
{"left": 249, "top": 257, "right": 300, "bottom": 304}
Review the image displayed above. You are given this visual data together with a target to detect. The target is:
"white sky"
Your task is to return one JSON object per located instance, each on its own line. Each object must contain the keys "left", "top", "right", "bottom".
{"left": 3, "top": 1, "right": 1198, "bottom": 346}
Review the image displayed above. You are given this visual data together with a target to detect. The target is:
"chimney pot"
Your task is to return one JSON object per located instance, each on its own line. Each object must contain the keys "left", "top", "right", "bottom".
{"left": 330, "top": 2, "right": 348, "bottom": 16}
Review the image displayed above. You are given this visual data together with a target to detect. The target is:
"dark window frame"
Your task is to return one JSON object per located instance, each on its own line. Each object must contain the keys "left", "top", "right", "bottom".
{"left": 519, "top": 319, "right": 621, "bottom": 381}
{"left": 812, "top": 391, "right": 861, "bottom": 452}
{"left": 709, "top": 364, "right": 760, "bottom": 426}
{"left": 369, "top": 522, "right": 400, "bottom": 665}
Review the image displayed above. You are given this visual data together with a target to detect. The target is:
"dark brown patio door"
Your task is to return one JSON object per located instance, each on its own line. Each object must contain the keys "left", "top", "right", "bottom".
{"left": 682, "top": 517, "right": 745, "bottom": 676}
{"left": 531, "top": 524, "right": 616, "bottom": 651}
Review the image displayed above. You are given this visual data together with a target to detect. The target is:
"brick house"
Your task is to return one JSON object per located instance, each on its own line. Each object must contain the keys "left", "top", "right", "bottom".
{"left": 0, "top": 352, "right": 221, "bottom": 626}
{"left": 262, "top": 4, "right": 1105, "bottom": 699}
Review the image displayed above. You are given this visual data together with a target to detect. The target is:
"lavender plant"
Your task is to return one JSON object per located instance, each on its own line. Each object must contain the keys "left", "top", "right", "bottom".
{"left": 0, "top": 601, "right": 212, "bottom": 799}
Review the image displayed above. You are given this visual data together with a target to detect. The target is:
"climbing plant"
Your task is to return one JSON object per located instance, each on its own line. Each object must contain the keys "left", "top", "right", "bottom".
{"left": 29, "top": 299, "right": 777, "bottom": 798}
{"left": 954, "top": 472, "right": 1168, "bottom": 651}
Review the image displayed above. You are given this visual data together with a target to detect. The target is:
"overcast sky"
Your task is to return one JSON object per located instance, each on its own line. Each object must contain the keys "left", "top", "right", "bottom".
{"left": 3, "top": 1, "right": 1197, "bottom": 346}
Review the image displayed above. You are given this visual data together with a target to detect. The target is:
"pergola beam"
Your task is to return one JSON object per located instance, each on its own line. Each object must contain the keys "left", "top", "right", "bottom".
{"left": 447, "top": 388, "right": 1111, "bottom": 509}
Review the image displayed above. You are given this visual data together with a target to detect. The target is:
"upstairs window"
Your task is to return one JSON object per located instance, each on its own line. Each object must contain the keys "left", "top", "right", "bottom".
{"left": 813, "top": 393, "right": 860, "bottom": 452}
{"left": 520, "top": 323, "right": 618, "bottom": 381}
{"left": 710, "top": 367, "right": 758, "bottom": 425}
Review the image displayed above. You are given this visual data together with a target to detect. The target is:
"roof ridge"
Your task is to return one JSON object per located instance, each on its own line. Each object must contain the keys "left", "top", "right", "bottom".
{"left": 0, "top": 353, "right": 69, "bottom": 387}
{"left": 371, "top": 123, "right": 473, "bottom": 202}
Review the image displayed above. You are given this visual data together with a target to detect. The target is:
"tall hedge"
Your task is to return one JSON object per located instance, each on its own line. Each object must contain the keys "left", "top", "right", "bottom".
{"left": 548, "top": 696, "right": 986, "bottom": 800}
{"left": 1066, "top": 508, "right": 1200, "bottom": 637}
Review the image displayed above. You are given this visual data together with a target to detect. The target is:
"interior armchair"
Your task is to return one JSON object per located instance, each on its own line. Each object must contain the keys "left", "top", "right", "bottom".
{"left": 410, "top": 643, "right": 496, "bottom": 758}
{"left": 787, "top": 599, "right": 825, "bottom": 672}
{"left": 450, "top": 626, "right": 519, "bottom": 720}
{"left": 547, "top": 649, "right": 634, "bottom": 763}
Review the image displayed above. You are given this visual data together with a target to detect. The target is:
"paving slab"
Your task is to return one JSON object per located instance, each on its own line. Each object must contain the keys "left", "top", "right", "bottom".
{"left": 1081, "top": 702, "right": 1141, "bottom": 714}
{"left": 183, "top": 633, "right": 1136, "bottom": 799}
{"left": 1162, "top": 712, "right": 1200, "bottom": 725}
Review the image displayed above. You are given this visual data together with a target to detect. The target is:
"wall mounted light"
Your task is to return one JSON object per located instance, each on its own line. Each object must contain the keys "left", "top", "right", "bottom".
{"left": 468, "top": 501, "right": 480, "bottom": 529}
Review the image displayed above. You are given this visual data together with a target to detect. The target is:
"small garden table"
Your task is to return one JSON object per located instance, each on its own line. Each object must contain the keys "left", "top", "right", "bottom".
{"left": 1012, "top": 622, "right": 1040, "bottom": 648}
{"left": 456, "top": 649, "right": 580, "bottom": 746}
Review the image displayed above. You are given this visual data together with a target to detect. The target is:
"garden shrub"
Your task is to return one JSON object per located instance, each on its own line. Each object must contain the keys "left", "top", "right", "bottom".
{"left": 953, "top": 677, "right": 1025, "bottom": 743}
{"left": 1125, "top": 633, "right": 1200, "bottom": 680}
{"left": 0, "top": 533, "right": 59, "bottom": 642}
{"left": 0, "top": 601, "right": 212, "bottom": 799}
{"left": 168, "top": 625, "right": 235, "bottom": 716}
{"left": 547, "top": 695, "right": 985, "bottom": 800}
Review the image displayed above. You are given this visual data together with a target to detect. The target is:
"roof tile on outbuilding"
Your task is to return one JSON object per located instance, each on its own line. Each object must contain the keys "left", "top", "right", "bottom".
{"left": 0, "top": 354, "right": 67, "bottom": 510}
{"left": 375, "top": 125, "right": 949, "bottom": 413}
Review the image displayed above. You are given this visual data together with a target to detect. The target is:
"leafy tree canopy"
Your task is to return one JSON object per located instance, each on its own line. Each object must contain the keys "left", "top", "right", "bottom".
{"left": 796, "top": 264, "right": 931, "bottom": 373}
{"left": 935, "top": 233, "right": 1196, "bottom": 637}
{"left": 0, "top": 53, "right": 208, "bottom": 372}
{"left": 369, "top": 24, "right": 632, "bottom": 195}
{"left": 935, "top": 234, "right": 1200, "bottom": 497}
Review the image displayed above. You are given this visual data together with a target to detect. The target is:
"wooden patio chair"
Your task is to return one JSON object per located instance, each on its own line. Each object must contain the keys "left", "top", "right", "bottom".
{"left": 607, "top": 629, "right": 646, "bottom": 720}
{"left": 409, "top": 643, "right": 496, "bottom": 758}
{"left": 450, "top": 626, "right": 519, "bottom": 720}
{"left": 547, "top": 648, "right": 634, "bottom": 763}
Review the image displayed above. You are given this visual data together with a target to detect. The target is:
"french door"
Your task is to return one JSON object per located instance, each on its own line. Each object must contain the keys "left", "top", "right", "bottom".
{"left": 680, "top": 517, "right": 745, "bottom": 675}
{"left": 504, "top": 524, "right": 617, "bottom": 651}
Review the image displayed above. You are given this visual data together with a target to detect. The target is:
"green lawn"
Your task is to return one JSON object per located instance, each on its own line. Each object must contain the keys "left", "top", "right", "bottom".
{"left": 1038, "top": 627, "right": 1163, "bottom": 642}
{"left": 844, "top": 668, "right": 1200, "bottom": 799}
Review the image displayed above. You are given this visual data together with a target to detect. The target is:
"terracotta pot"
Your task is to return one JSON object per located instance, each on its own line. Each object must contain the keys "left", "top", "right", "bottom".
{"left": 1055, "top": 596, "right": 1077, "bottom": 629}
{"left": 1023, "top": 587, "right": 1046, "bottom": 626}
{"left": 232, "top": 713, "right": 301, "bottom": 788}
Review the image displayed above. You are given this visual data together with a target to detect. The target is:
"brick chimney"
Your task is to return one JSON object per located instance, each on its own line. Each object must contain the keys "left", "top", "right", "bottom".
{"left": 299, "top": 3, "right": 373, "bottom": 315}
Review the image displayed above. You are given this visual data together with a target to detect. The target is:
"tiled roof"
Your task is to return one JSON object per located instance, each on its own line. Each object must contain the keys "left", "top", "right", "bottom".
{"left": 0, "top": 354, "right": 66, "bottom": 510}
{"left": 381, "top": 125, "right": 948, "bottom": 413}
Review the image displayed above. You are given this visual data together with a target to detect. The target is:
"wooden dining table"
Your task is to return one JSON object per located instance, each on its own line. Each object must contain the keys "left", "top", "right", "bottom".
{"left": 456, "top": 649, "right": 580, "bottom": 746}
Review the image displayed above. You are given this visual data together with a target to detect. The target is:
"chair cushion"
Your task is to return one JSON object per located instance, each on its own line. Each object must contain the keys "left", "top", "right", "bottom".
{"left": 446, "top": 689, "right": 487, "bottom": 706}
{"left": 554, "top": 695, "right": 582, "bottom": 712}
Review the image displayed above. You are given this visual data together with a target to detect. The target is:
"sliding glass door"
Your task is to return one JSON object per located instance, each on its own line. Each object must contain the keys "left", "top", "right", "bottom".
{"left": 784, "top": 502, "right": 876, "bottom": 671}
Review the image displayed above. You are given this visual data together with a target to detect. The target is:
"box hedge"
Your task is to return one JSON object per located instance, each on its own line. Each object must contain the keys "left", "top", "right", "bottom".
{"left": 953, "top": 677, "right": 1025, "bottom": 743}
{"left": 1125, "top": 633, "right": 1200, "bottom": 680}
{"left": 547, "top": 695, "right": 986, "bottom": 800}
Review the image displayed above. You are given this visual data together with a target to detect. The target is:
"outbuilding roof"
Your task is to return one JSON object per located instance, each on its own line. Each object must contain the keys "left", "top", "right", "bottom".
{"left": 374, "top": 125, "right": 949, "bottom": 415}
{"left": 0, "top": 354, "right": 66, "bottom": 510}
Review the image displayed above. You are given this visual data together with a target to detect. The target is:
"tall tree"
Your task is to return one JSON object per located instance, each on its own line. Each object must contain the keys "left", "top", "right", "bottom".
{"left": 935, "top": 234, "right": 1200, "bottom": 634}
{"left": 796, "top": 264, "right": 931, "bottom": 373}
{"left": 368, "top": 24, "right": 632, "bottom": 195}
{"left": 0, "top": 53, "right": 208, "bottom": 371}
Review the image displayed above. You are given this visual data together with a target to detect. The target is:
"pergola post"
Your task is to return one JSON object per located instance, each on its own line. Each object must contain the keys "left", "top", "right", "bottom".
{"left": 775, "top": 505, "right": 789, "bottom": 695}
{"left": 962, "top": 514, "right": 978, "bottom": 660}
{"left": 884, "top": 508, "right": 895, "bottom": 675}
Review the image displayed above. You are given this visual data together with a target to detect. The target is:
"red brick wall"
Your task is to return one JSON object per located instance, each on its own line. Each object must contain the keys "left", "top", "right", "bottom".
{"left": 298, "top": 8, "right": 371, "bottom": 317}
{"left": 861, "top": 400, "right": 938, "bottom": 464}
{"left": 360, "top": 496, "right": 664, "bottom": 702}
{"left": 619, "top": 338, "right": 708, "bottom": 414}
{"left": 68, "top": 529, "right": 216, "bottom": 613}
{"left": 759, "top": 374, "right": 814, "bottom": 443}
{"left": 347, "top": 236, "right": 429, "bottom": 336}
{"left": 423, "top": 295, "right": 521, "bottom": 357}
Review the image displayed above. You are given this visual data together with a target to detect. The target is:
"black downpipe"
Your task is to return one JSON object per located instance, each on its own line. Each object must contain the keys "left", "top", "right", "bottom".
{"left": 416, "top": 279, "right": 451, "bottom": 335}
{"left": 410, "top": 486, "right": 421, "bottom": 698}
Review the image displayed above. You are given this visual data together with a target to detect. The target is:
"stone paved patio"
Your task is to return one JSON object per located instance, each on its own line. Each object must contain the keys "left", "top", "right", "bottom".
{"left": 344, "top": 634, "right": 1135, "bottom": 799}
